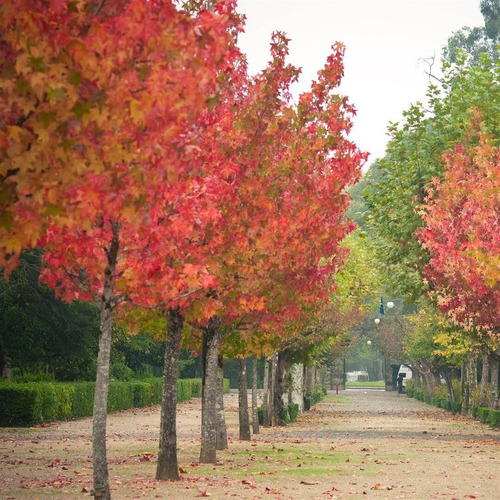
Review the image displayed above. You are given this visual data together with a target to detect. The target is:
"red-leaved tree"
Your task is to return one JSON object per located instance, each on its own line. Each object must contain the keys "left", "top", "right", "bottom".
{"left": 418, "top": 133, "right": 499, "bottom": 337}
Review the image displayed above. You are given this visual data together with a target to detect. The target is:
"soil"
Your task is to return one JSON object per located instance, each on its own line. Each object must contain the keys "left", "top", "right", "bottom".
{"left": 0, "top": 388, "right": 499, "bottom": 499}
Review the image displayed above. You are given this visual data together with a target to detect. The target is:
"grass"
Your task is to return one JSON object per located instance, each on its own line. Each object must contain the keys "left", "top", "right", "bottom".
{"left": 346, "top": 381, "right": 385, "bottom": 388}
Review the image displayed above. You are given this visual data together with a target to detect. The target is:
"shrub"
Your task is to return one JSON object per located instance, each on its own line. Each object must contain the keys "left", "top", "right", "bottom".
{"left": 0, "top": 377, "right": 219, "bottom": 427}
{"left": 12, "top": 373, "right": 55, "bottom": 383}
{"left": 451, "top": 401, "right": 462, "bottom": 413}
{"left": 442, "top": 400, "right": 452, "bottom": 411}
{"left": 187, "top": 378, "right": 202, "bottom": 397}
{"left": 0, "top": 384, "right": 42, "bottom": 426}
{"left": 424, "top": 394, "right": 431, "bottom": 404}
{"left": 223, "top": 378, "right": 230, "bottom": 394}
{"left": 108, "top": 381, "right": 133, "bottom": 411}
{"left": 131, "top": 382, "right": 153, "bottom": 408}
{"left": 478, "top": 407, "right": 490, "bottom": 424}
{"left": 71, "top": 382, "right": 95, "bottom": 418}
{"left": 489, "top": 409, "right": 500, "bottom": 428}
{"left": 110, "top": 363, "right": 134, "bottom": 382}
{"left": 472, "top": 406, "right": 479, "bottom": 419}
{"left": 303, "top": 396, "right": 311, "bottom": 411}
{"left": 287, "top": 403, "right": 299, "bottom": 423}
{"left": 257, "top": 406, "right": 264, "bottom": 425}
{"left": 177, "top": 379, "right": 193, "bottom": 402}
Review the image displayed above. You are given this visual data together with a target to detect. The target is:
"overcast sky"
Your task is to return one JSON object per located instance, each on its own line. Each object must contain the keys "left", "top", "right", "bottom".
{"left": 236, "top": 0, "right": 484, "bottom": 165}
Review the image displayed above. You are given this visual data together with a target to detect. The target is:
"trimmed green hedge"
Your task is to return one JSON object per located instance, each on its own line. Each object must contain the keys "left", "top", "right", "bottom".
{"left": 489, "top": 409, "right": 500, "bottom": 428}
{"left": 0, "top": 377, "right": 229, "bottom": 427}
{"left": 472, "top": 406, "right": 500, "bottom": 428}
{"left": 478, "top": 407, "right": 490, "bottom": 424}
{"left": 304, "top": 387, "right": 326, "bottom": 411}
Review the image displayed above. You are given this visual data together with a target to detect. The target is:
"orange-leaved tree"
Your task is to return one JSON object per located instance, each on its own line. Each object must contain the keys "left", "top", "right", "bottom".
{"left": 418, "top": 133, "right": 499, "bottom": 337}
{"left": 2, "top": 1, "right": 240, "bottom": 497}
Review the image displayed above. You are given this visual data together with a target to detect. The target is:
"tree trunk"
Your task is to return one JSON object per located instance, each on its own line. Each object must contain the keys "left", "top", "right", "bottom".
{"left": 215, "top": 355, "right": 228, "bottom": 450}
{"left": 200, "top": 317, "right": 222, "bottom": 463}
{"left": 443, "top": 370, "right": 455, "bottom": 402}
{"left": 478, "top": 353, "right": 490, "bottom": 407}
{"left": 272, "top": 350, "right": 293, "bottom": 426}
{"left": 305, "top": 365, "right": 314, "bottom": 397}
{"left": 262, "top": 358, "right": 270, "bottom": 427}
{"left": 270, "top": 352, "right": 278, "bottom": 425}
{"left": 490, "top": 353, "right": 499, "bottom": 410}
{"left": 251, "top": 357, "right": 259, "bottom": 434}
{"left": 462, "top": 353, "right": 477, "bottom": 416}
{"left": 156, "top": 307, "right": 183, "bottom": 481}
{"left": 418, "top": 359, "right": 436, "bottom": 399}
{"left": 92, "top": 222, "right": 120, "bottom": 500}
{"left": 238, "top": 358, "right": 251, "bottom": 440}
{"left": 92, "top": 298, "right": 113, "bottom": 499}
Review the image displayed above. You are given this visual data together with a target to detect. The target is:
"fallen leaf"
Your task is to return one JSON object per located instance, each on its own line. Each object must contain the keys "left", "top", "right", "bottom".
{"left": 371, "top": 483, "right": 392, "bottom": 490}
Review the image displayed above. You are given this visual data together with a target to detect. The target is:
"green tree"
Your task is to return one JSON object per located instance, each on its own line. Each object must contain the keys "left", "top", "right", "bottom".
{"left": 443, "top": 0, "right": 499, "bottom": 65}
{"left": 0, "top": 250, "right": 99, "bottom": 380}
{"left": 363, "top": 54, "right": 498, "bottom": 301}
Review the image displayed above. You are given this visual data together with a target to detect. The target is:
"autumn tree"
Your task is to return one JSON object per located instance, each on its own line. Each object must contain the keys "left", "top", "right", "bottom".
{"left": 364, "top": 52, "right": 498, "bottom": 302}
{"left": 2, "top": 1, "right": 239, "bottom": 497}
{"left": 418, "top": 134, "right": 499, "bottom": 409}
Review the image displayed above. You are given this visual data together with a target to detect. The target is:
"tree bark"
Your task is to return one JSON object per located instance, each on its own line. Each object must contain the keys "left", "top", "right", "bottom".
{"left": 251, "top": 357, "right": 259, "bottom": 435}
{"left": 156, "top": 307, "right": 183, "bottom": 481}
{"left": 270, "top": 352, "right": 278, "bottom": 425}
{"left": 490, "top": 353, "right": 499, "bottom": 410}
{"left": 478, "top": 353, "right": 490, "bottom": 407}
{"left": 443, "top": 370, "right": 455, "bottom": 402}
{"left": 462, "top": 353, "right": 477, "bottom": 416}
{"left": 272, "top": 350, "right": 293, "bottom": 426}
{"left": 238, "top": 358, "right": 251, "bottom": 440}
{"left": 92, "top": 300, "right": 113, "bottom": 499}
{"left": 418, "top": 359, "right": 436, "bottom": 399}
{"left": 215, "top": 354, "right": 228, "bottom": 450}
{"left": 200, "top": 317, "right": 222, "bottom": 463}
{"left": 262, "top": 358, "right": 270, "bottom": 427}
{"left": 92, "top": 221, "right": 120, "bottom": 500}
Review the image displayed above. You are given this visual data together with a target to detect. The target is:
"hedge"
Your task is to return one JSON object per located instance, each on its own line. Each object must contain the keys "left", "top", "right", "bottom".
{"left": 489, "top": 409, "right": 500, "bottom": 428}
{"left": 478, "top": 407, "right": 490, "bottom": 424}
{"left": 304, "top": 387, "right": 326, "bottom": 411}
{"left": 0, "top": 377, "right": 229, "bottom": 427}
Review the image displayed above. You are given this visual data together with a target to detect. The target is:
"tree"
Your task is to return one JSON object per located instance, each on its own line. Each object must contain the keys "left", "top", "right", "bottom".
{"left": 364, "top": 53, "right": 498, "bottom": 302}
{"left": 2, "top": 2, "right": 239, "bottom": 497}
{"left": 418, "top": 134, "right": 499, "bottom": 336}
{"left": 443, "top": 0, "right": 499, "bottom": 65}
{"left": 0, "top": 249, "right": 99, "bottom": 380}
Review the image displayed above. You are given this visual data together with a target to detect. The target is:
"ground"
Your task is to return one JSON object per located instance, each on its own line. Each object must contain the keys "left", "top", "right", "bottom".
{"left": 0, "top": 389, "right": 499, "bottom": 499}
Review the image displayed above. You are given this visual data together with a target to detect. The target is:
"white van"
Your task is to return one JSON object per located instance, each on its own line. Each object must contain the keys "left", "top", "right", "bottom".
{"left": 397, "top": 365, "right": 412, "bottom": 382}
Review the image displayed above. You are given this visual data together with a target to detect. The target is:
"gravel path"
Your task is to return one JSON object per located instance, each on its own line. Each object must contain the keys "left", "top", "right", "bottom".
{"left": 1, "top": 388, "right": 499, "bottom": 499}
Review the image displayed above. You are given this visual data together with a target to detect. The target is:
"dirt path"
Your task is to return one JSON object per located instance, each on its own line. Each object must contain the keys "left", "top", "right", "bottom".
{"left": 1, "top": 389, "right": 499, "bottom": 499}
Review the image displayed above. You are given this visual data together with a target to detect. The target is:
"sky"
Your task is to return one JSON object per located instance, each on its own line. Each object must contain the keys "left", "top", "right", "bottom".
{"left": 236, "top": 0, "right": 485, "bottom": 166}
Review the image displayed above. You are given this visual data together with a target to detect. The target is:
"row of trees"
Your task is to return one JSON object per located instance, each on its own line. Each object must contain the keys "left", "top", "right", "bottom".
{"left": 360, "top": 1, "right": 499, "bottom": 411}
{"left": 1, "top": 1, "right": 367, "bottom": 498}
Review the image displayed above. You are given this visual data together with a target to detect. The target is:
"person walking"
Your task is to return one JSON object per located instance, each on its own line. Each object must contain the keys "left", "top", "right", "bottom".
{"left": 397, "top": 374, "right": 404, "bottom": 395}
